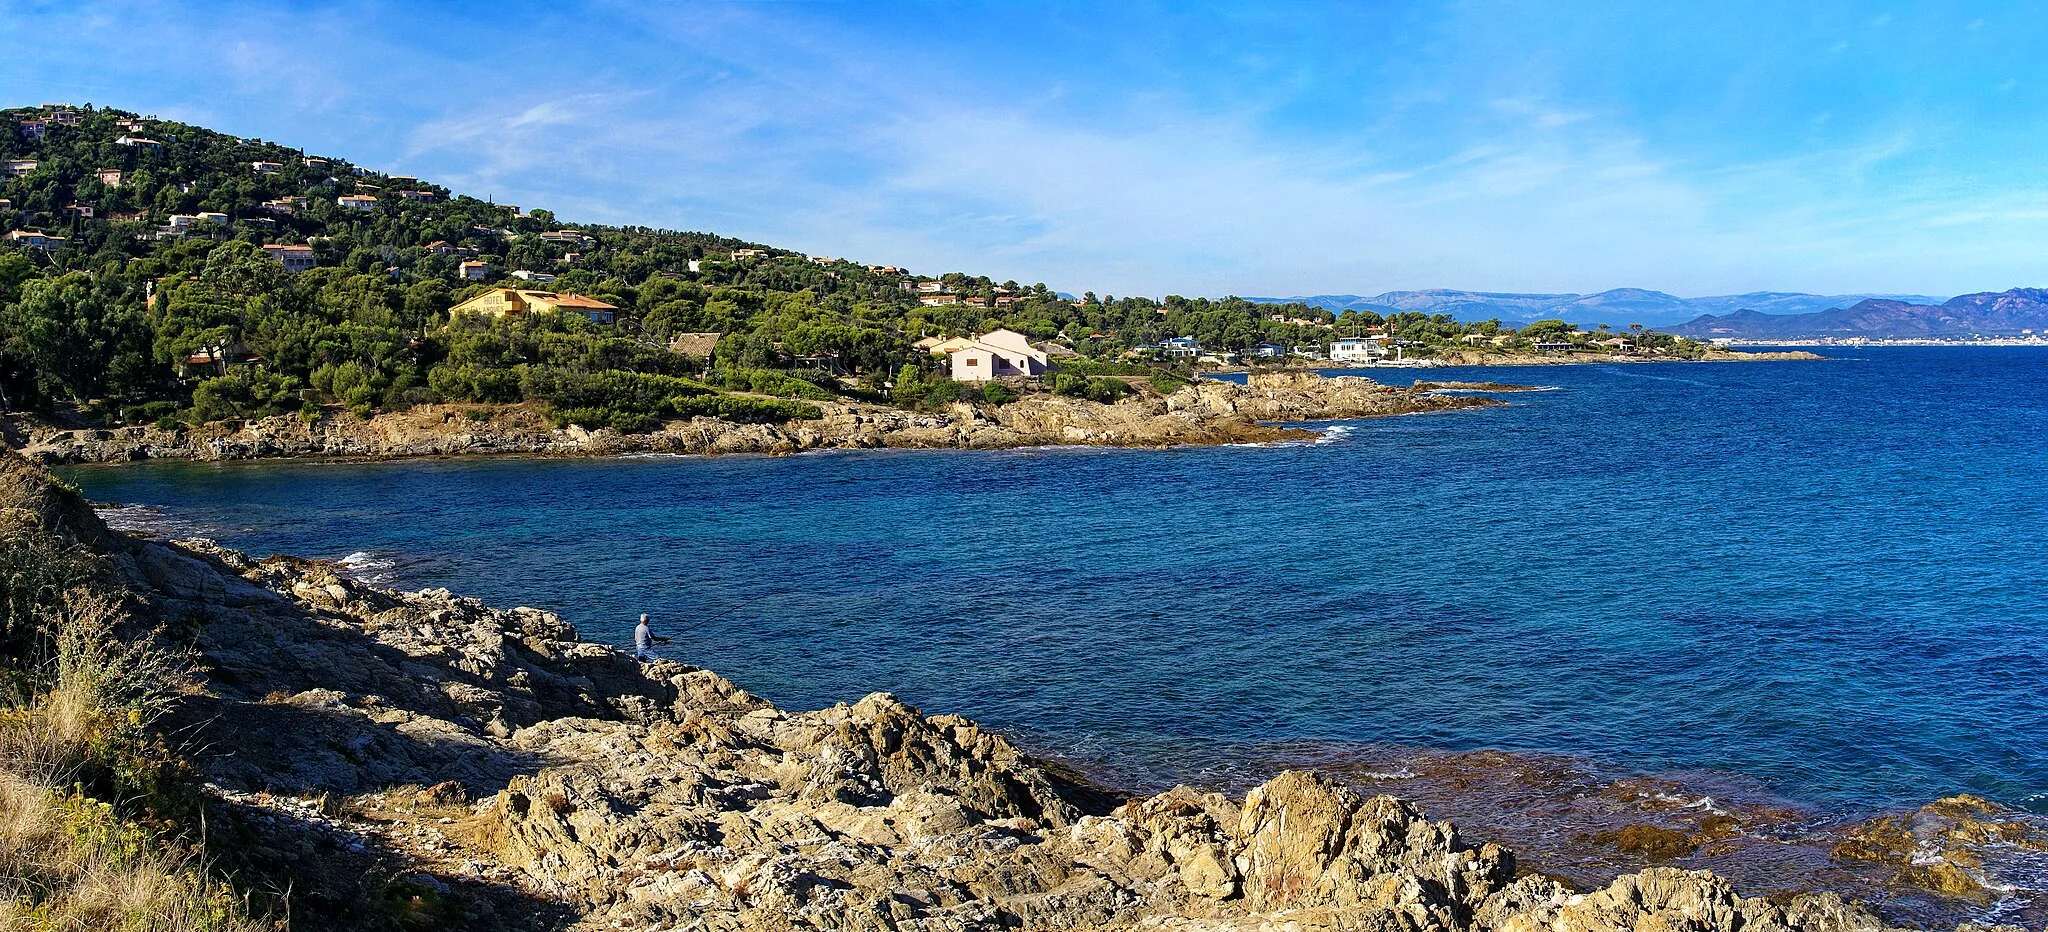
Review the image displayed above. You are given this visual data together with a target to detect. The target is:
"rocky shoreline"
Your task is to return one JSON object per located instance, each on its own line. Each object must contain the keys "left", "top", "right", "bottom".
{"left": 5, "top": 371, "right": 1500, "bottom": 467}
{"left": 1211, "top": 349, "right": 1828, "bottom": 372}
{"left": 6, "top": 453, "right": 2041, "bottom": 931}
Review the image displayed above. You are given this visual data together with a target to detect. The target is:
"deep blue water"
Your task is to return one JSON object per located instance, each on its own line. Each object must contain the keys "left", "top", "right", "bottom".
{"left": 63, "top": 347, "right": 2048, "bottom": 816}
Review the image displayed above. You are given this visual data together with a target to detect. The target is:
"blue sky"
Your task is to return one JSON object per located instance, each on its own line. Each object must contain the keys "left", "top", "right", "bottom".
{"left": 3, "top": 1, "right": 2044, "bottom": 298}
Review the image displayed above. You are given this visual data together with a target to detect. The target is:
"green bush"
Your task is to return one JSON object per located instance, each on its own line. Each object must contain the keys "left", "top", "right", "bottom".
{"left": 702, "top": 367, "right": 837, "bottom": 400}
{"left": 981, "top": 383, "right": 1017, "bottom": 405}
{"left": 1048, "top": 373, "right": 1132, "bottom": 404}
{"left": 533, "top": 367, "right": 818, "bottom": 431}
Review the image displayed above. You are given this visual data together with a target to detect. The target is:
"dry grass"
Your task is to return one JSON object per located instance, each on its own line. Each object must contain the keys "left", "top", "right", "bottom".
{"left": 0, "top": 571, "right": 269, "bottom": 929}
{"left": 0, "top": 771, "right": 267, "bottom": 931}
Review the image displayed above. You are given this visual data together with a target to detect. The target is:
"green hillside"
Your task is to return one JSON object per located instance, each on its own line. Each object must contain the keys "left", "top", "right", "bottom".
{"left": 0, "top": 103, "right": 1698, "bottom": 429}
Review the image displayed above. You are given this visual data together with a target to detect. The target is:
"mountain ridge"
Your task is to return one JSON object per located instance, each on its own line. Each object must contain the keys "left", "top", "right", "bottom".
{"left": 1669, "top": 288, "right": 2048, "bottom": 339}
{"left": 1244, "top": 289, "right": 1950, "bottom": 329}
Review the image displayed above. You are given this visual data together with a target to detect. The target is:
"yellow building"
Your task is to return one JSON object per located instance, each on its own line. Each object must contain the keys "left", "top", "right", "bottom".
{"left": 450, "top": 288, "right": 619, "bottom": 325}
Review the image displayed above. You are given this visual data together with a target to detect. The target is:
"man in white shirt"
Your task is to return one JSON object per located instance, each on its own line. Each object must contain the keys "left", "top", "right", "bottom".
{"left": 633, "top": 614, "right": 670, "bottom": 662}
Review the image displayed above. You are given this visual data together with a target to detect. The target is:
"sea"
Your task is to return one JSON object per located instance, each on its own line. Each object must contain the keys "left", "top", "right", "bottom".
{"left": 62, "top": 346, "right": 2048, "bottom": 923}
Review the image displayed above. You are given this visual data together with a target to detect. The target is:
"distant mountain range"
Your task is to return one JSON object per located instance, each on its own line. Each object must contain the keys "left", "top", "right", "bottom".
{"left": 1243, "top": 289, "right": 1948, "bottom": 330}
{"left": 1669, "top": 288, "right": 2048, "bottom": 340}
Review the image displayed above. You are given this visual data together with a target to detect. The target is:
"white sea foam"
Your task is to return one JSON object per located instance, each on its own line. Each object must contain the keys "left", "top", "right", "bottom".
{"left": 334, "top": 551, "right": 400, "bottom": 585}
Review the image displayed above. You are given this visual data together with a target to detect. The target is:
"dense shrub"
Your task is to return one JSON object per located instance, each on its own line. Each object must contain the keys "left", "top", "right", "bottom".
{"left": 702, "top": 367, "right": 837, "bottom": 400}
{"left": 1048, "top": 372, "right": 1133, "bottom": 403}
{"left": 532, "top": 368, "right": 818, "bottom": 430}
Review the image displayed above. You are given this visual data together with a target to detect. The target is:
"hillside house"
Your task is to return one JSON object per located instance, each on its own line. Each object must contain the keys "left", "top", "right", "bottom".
{"left": 4, "top": 160, "right": 37, "bottom": 178}
{"left": 47, "top": 109, "right": 80, "bottom": 126}
{"left": 869, "top": 265, "right": 902, "bottom": 275}
{"left": 919, "top": 294, "right": 961, "bottom": 306}
{"left": 261, "top": 197, "right": 303, "bottom": 215}
{"left": 165, "top": 214, "right": 199, "bottom": 230}
{"left": 459, "top": 260, "right": 489, "bottom": 280}
{"left": 96, "top": 169, "right": 123, "bottom": 186}
{"left": 508, "top": 269, "right": 557, "bottom": 284}
{"left": 917, "top": 281, "right": 945, "bottom": 294}
{"left": 251, "top": 160, "right": 284, "bottom": 173}
{"left": 1329, "top": 337, "right": 1387, "bottom": 363}
{"left": 262, "top": 244, "right": 317, "bottom": 273}
{"left": 668, "top": 332, "right": 722, "bottom": 358}
{"left": 336, "top": 194, "right": 377, "bottom": 211}
{"left": 950, "top": 329, "right": 1049, "bottom": 382}
{"left": 917, "top": 336, "right": 976, "bottom": 356}
{"left": 4, "top": 230, "right": 64, "bottom": 250}
{"left": 0, "top": 200, "right": 12, "bottom": 212}
{"left": 729, "top": 248, "right": 769, "bottom": 260}
{"left": 396, "top": 190, "right": 436, "bottom": 201}
{"left": 115, "top": 119, "right": 145, "bottom": 132}
{"left": 449, "top": 288, "right": 619, "bottom": 325}
{"left": 1159, "top": 337, "right": 1202, "bottom": 359}
{"left": 115, "top": 136, "right": 162, "bottom": 152}
{"left": 64, "top": 204, "right": 93, "bottom": 219}
{"left": 196, "top": 212, "right": 230, "bottom": 225}
{"left": 18, "top": 121, "right": 45, "bottom": 142}
{"left": 537, "top": 230, "right": 588, "bottom": 244}
{"left": 1252, "top": 343, "right": 1289, "bottom": 358}
{"left": 181, "top": 343, "right": 262, "bottom": 378}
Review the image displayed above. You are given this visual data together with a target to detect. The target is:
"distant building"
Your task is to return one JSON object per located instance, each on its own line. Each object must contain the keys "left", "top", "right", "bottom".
{"left": 4, "top": 160, "right": 38, "bottom": 178}
{"left": 64, "top": 203, "right": 93, "bottom": 219}
{"left": 458, "top": 260, "right": 489, "bottom": 280}
{"left": 538, "top": 229, "right": 589, "bottom": 244}
{"left": 508, "top": 269, "right": 556, "bottom": 283}
{"left": 449, "top": 288, "right": 619, "bottom": 325}
{"left": 1529, "top": 338, "right": 1574, "bottom": 353}
{"left": 18, "top": 121, "right": 46, "bottom": 142}
{"left": 115, "top": 135, "right": 162, "bottom": 152}
{"left": 396, "top": 189, "right": 436, "bottom": 201}
{"left": 729, "top": 248, "right": 769, "bottom": 260}
{"left": 47, "top": 109, "right": 80, "bottom": 126}
{"left": 950, "top": 329, "right": 1049, "bottom": 382}
{"left": 919, "top": 294, "right": 961, "bottom": 306}
{"left": 195, "top": 211, "right": 230, "bottom": 225}
{"left": 1329, "top": 337, "right": 1387, "bottom": 363}
{"left": 917, "top": 280, "right": 945, "bottom": 294}
{"left": 262, "top": 244, "right": 317, "bottom": 273}
{"left": 181, "top": 342, "right": 262, "bottom": 378}
{"left": 1252, "top": 343, "right": 1288, "bottom": 358}
{"left": 917, "top": 335, "right": 976, "bottom": 356}
{"left": 95, "top": 169, "right": 123, "bottom": 186}
{"left": 261, "top": 197, "right": 304, "bottom": 215}
{"left": 336, "top": 194, "right": 378, "bottom": 211}
{"left": 251, "top": 160, "right": 284, "bottom": 173}
{"left": 668, "top": 332, "right": 723, "bottom": 358}
{"left": 1159, "top": 336, "right": 1202, "bottom": 359}
{"left": 4, "top": 230, "right": 64, "bottom": 250}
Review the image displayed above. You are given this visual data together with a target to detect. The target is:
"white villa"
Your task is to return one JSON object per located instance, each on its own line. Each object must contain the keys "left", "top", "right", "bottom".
{"left": 1329, "top": 337, "right": 1388, "bottom": 363}
{"left": 948, "top": 329, "right": 1049, "bottom": 382}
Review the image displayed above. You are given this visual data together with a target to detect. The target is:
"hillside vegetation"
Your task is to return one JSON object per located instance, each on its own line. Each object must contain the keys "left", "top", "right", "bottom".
{"left": 0, "top": 103, "right": 1715, "bottom": 431}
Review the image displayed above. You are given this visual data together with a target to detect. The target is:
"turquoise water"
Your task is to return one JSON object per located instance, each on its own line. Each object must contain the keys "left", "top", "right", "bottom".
{"left": 66, "top": 347, "right": 2048, "bottom": 816}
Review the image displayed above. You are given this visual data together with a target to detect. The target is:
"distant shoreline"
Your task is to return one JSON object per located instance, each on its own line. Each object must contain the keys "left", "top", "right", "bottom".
{"left": 1721, "top": 339, "right": 2048, "bottom": 347}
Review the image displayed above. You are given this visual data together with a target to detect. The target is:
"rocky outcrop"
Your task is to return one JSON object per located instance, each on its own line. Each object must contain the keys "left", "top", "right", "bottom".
{"left": 9, "top": 372, "right": 1503, "bottom": 465}
{"left": 3, "top": 453, "right": 2029, "bottom": 931}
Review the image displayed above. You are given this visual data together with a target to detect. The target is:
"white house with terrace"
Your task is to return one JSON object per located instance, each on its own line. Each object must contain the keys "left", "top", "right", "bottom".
{"left": 948, "top": 329, "right": 1050, "bottom": 382}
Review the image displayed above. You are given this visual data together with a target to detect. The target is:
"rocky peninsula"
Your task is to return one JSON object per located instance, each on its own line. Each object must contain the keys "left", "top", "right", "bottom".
{"left": 5, "top": 371, "right": 1500, "bottom": 466}
{"left": 2, "top": 453, "right": 2040, "bottom": 931}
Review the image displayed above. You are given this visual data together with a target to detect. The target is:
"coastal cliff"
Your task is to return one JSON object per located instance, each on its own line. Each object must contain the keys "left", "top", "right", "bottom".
{"left": 7, "top": 371, "right": 1500, "bottom": 465}
{"left": 0, "top": 453, "right": 2036, "bottom": 932}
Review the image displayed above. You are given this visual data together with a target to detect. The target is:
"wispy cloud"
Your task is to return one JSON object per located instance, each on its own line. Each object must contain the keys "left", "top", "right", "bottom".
{"left": 11, "top": 0, "right": 2048, "bottom": 298}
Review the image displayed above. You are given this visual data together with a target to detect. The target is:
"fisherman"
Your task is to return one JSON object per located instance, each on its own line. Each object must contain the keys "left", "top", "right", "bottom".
{"left": 633, "top": 613, "right": 670, "bottom": 662}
